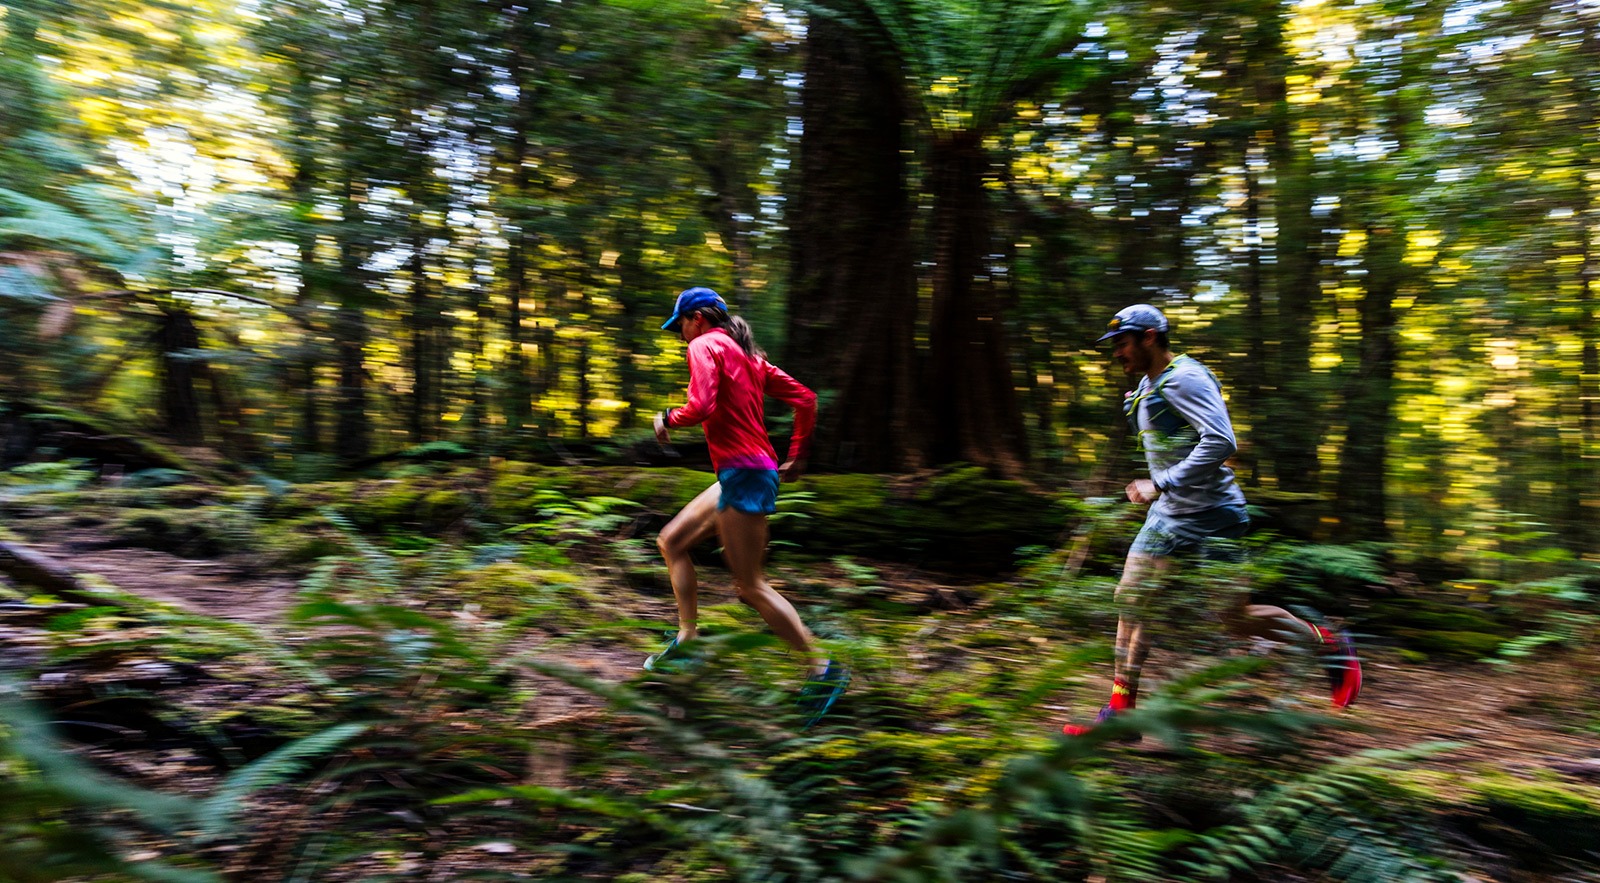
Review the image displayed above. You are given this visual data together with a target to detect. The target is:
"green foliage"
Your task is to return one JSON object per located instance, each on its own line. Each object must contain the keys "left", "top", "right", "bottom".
{"left": 0, "top": 683, "right": 221, "bottom": 882}
{"left": 106, "top": 506, "right": 259, "bottom": 558}
{"left": 396, "top": 440, "right": 472, "bottom": 461}
{"left": 0, "top": 187, "right": 126, "bottom": 261}
{"left": 0, "top": 459, "right": 96, "bottom": 494}
{"left": 1483, "top": 569, "right": 1600, "bottom": 667}
{"left": 1182, "top": 744, "right": 1469, "bottom": 883}
{"left": 1248, "top": 542, "right": 1390, "bottom": 612}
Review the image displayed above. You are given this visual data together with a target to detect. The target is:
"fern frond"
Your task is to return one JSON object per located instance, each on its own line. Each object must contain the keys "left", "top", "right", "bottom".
{"left": 200, "top": 722, "right": 369, "bottom": 835}
{"left": 0, "top": 188, "right": 126, "bottom": 261}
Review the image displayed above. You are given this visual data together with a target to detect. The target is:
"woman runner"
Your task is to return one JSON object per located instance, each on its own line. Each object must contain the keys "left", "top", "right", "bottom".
{"left": 647, "top": 286, "right": 848, "bottom": 724}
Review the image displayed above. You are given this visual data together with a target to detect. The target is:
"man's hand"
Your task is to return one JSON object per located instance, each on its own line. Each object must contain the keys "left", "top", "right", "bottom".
{"left": 1126, "top": 478, "right": 1160, "bottom": 505}
{"left": 653, "top": 411, "right": 671, "bottom": 444}
{"left": 778, "top": 458, "right": 805, "bottom": 483}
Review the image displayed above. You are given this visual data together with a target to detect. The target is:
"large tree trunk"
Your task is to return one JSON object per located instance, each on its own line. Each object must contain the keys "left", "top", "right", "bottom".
{"left": 1570, "top": 27, "right": 1600, "bottom": 556}
{"left": 156, "top": 307, "right": 205, "bottom": 446}
{"left": 786, "top": 12, "right": 923, "bottom": 472}
{"left": 923, "top": 134, "right": 1029, "bottom": 475}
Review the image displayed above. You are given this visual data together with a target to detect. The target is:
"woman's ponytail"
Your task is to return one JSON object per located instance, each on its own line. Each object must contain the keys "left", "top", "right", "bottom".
{"left": 694, "top": 308, "right": 765, "bottom": 360}
{"left": 725, "top": 316, "right": 764, "bottom": 360}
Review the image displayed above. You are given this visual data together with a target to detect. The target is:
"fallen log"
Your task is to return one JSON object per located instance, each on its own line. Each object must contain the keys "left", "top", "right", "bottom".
{"left": 0, "top": 539, "right": 120, "bottom": 607}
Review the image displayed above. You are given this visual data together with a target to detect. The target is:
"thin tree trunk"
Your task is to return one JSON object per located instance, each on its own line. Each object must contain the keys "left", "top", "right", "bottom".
{"left": 409, "top": 241, "right": 433, "bottom": 444}
{"left": 1242, "top": 149, "right": 1268, "bottom": 489}
{"left": 288, "top": 56, "right": 323, "bottom": 453}
{"left": 1334, "top": 219, "right": 1399, "bottom": 542}
{"left": 505, "top": 131, "right": 533, "bottom": 435}
{"left": 1259, "top": 10, "right": 1322, "bottom": 494}
{"left": 334, "top": 167, "right": 369, "bottom": 462}
{"left": 156, "top": 307, "right": 205, "bottom": 446}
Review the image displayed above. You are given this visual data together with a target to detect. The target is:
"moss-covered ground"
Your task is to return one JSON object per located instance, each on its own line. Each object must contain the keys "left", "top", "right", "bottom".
{"left": 1, "top": 462, "right": 1597, "bottom": 881}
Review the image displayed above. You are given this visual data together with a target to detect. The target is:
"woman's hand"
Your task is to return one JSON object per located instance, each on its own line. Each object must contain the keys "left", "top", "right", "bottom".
{"left": 779, "top": 458, "right": 805, "bottom": 483}
{"left": 1126, "top": 478, "right": 1159, "bottom": 504}
{"left": 654, "top": 411, "right": 671, "bottom": 444}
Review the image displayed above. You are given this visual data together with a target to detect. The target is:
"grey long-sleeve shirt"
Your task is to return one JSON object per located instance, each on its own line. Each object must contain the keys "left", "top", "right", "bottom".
{"left": 1127, "top": 354, "right": 1247, "bottom": 517}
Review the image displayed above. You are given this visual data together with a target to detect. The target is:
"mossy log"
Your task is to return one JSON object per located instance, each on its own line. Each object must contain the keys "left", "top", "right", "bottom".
{"left": 0, "top": 539, "right": 119, "bottom": 607}
{"left": 1, "top": 399, "right": 236, "bottom": 483}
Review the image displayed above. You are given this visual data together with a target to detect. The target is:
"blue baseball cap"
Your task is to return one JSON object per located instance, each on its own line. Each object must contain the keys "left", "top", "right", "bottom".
{"left": 1095, "top": 303, "right": 1169, "bottom": 342}
{"left": 661, "top": 286, "right": 727, "bottom": 332}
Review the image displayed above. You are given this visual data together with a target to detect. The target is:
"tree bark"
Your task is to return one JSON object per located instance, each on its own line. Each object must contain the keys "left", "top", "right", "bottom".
{"left": 408, "top": 240, "right": 434, "bottom": 444}
{"left": 286, "top": 50, "right": 323, "bottom": 454}
{"left": 334, "top": 170, "right": 369, "bottom": 462}
{"left": 786, "top": 12, "right": 923, "bottom": 472}
{"left": 1334, "top": 220, "right": 1399, "bottom": 542}
{"left": 923, "top": 134, "right": 1029, "bottom": 475}
{"left": 1258, "top": 10, "right": 1323, "bottom": 494}
{"left": 155, "top": 307, "right": 205, "bottom": 446}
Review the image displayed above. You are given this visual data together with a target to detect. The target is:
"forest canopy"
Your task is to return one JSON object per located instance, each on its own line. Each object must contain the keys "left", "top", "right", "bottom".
{"left": 0, "top": 0, "right": 1596, "bottom": 557}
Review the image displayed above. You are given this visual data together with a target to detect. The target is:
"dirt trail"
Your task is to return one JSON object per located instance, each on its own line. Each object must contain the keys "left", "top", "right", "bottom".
{"left": 35, "top": 541, "right": 299, "bottom": 625}
{"left": 9, "top": 528, "right": 1599, "bottom": 787}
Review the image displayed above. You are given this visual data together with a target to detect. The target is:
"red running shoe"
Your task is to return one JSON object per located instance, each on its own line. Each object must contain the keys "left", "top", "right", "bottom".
{"left": 1062, "top": 702, "right": 1116, "bottom": 737}
{"left": 1061, "top": 704, "right": 1143, "bottom": 742}
{"left": 1314, "top": 625, "right": 1362, "bottom": 708}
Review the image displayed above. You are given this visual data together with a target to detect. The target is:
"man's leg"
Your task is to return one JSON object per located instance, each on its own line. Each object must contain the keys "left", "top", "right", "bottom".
{"left": 1223, "top": 602, "right": 1363, "bottom": 708}
{"left": 1113, "top": 551, "right": 1169, "bottom": 708}
{"left": 1064, "top": 550, "right": 1169, "bottom": 736}
{"left": 656, "top": 482, "right": 722, "bottom": 644}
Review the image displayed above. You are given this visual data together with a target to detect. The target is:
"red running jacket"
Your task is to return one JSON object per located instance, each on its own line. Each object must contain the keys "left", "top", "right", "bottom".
{"left": 665, "top": 328, "right": 816, "bottom": 472}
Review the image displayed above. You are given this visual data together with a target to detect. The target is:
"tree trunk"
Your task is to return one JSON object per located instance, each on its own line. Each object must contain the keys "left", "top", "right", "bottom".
{"left": 505, "top": 136, "right": 534, "bottom": 436}
{"left": 1257, "top": 10, "right": 1323, "bottom": 494}
{"left": 156, "top": 307, "right": 205, "bottom": 446}
{"left": 786, "top": 12, "right": 923, "bottom": 472}
{"left": 287, "top": 56, "right": 323, "bottom": 454}
{"left": 1242, "top": 152, "right": 1268, "bottom": 489}
{"left": 924, "top": 134, "right": 1029, "bottom": 475}
{"left": 334, "top": 171, "right": 369, "bottom": 462}
{"left": 408, "top": 241, "right": 434, "bottom": 444}
{"left": 1583, "top": 227, "right": 1599, "bottom": 554}
{"left": 1334, "top": 220, "right": 1399, "bottom": 542}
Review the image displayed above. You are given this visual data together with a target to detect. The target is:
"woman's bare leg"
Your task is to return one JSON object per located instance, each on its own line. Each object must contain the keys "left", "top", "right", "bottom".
{"left": 656, "top": 483, "right": 722, "bottom": 643}
{"left": 717, "top": 507, "right": 825, "bottom": 676}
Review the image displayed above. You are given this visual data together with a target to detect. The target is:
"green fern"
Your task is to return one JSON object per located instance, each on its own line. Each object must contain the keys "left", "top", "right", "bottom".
{"left": 199, "top": 722, "right": 369, "bottom": 835}
{"left": 0, "top": 187, "right": 127, "bottom": 261}
{"left": 1181, "top": 743, "right": 1469, "bottom": 882}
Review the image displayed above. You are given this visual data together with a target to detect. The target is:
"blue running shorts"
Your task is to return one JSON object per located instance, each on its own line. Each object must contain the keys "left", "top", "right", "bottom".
{"left": 1130, "top": 503, "right": 1250, "bottom": 559}
{"left": 717, "top": 467, "right": 780, "bottom": 515}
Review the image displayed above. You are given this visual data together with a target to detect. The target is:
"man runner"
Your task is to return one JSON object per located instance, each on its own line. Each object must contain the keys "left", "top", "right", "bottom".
{"left": 1062, "top": 304, "right": 1362, "bottom": 738}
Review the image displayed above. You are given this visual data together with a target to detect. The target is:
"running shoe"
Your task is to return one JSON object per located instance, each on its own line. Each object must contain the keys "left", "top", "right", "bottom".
{"left": 643, "top": 635, "right": 692, "bottom": 672}
{"left": 1313, "top": 624, "right": 1362, "bottom": 708}
{"left": 1060, "top": 704, "right": 1141, "bottom": 742}
{"left": 797, "top": 660, "right": 850, "bottom": 728}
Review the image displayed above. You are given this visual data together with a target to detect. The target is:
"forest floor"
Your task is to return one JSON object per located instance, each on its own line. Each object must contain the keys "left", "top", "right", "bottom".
{"left": 3, "top": 499, "right": 1600, "bottom": 882}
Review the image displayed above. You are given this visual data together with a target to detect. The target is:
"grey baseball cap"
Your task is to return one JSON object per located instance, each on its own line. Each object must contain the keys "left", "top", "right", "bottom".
{"left": 1095, "top": 304, "right": 1169, "bottom": 342}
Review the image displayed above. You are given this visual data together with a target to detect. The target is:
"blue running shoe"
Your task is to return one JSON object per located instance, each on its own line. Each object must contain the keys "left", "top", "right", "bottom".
{"left": 797, "top": 660, "right": 850, "bottom": 728}
{"left": 643, "top": 635, "right": 692, "bottom": 673}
